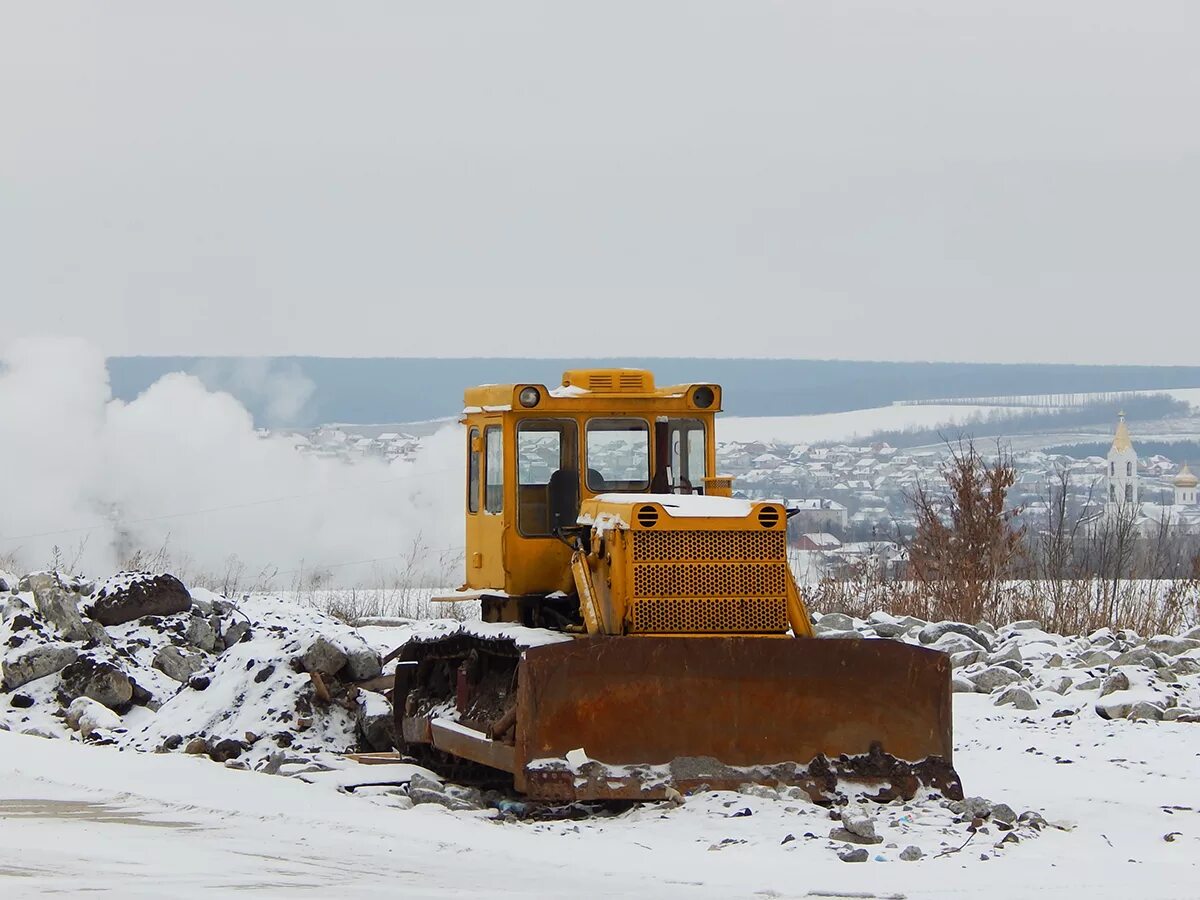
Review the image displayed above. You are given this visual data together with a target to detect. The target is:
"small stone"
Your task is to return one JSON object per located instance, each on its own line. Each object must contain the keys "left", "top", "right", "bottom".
{"left": 1018, "top": 811, "right": 1047, "bottom": 829}
{"left": 9, "top": 693, "right": 34, "bottom": 709}
{"left": 209, "top": 738, "right": 248, "bottom": 762}
{"left": 188, "top": 674, "right": 211, "bottom": 691}
{"left": 185, "top": 737, "right": 210, "bottom": 755}
{"left": 838, "top": 847, "right": 869, "bottom": 863}
{"left": 989, "top": 803, "right": 1017, "bottom": 825}
{"left": 900, "top": 845, "right": 923, "bottom": 861}
{"left": 840, "top": 803, "right": 877, "bottom": 840}
{"left": 738, "top": 783, "right": 779, "bottom": 800}
{"left": 1041, "top": 675, "right": 1072, "bottom": 695}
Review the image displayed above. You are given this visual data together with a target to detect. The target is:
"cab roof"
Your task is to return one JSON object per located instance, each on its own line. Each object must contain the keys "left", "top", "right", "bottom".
{"left": 462, "top": 369, "right": 722, "bottom": 415}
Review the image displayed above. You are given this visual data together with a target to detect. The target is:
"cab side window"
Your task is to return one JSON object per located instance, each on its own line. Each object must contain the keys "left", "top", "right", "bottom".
{"left": 467, "top": 427, "right": 480, "bottom": 513}
{"left": 485, "top": 426, "right": 504, "bottom": 513}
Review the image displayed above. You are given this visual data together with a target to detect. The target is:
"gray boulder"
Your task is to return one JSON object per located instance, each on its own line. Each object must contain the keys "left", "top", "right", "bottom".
{"left": 989, "top": 803, "right": 1017, "bottom": 825}
{"left": 1127, "top": 701, "right": 1163, "bottom": 721}
{"left": 1, "top": 641, "right": 79, "bottom": 690}
{"left": 153, "top": 645, "right": 208, "bottom": 683}
{"left": 969, "top": 666, "right": 1023, "bottom": 693}
{"left": 66, "top": 696, "right": 122, "bottom": 737}
{"left": 837, "top": 847, "right": 869, "bottom": 862}
{"left": 1113, "top": 647, "right": 1167, "bottom": 669}
{"left": 1099, "top": 670, "right": 1130, "bottom": 697}
{"left": 222, "top": 620, "right": 252, "bottom": 648}
{"left": 1172, "top": 657, "right": 1200, "bottom": 676}
{"left": 86, "top": 572, "right": 192, "bottom": 626}
{"left": 409, "top": 787, "right": 480, "bottom": 811}
{"left": 929, "top": 632, "right": 987, "bottom": 655}
{"left": 919, "top": 621, "right": 993, "bottom": 652}
{"left": 355, "top": 690, "right": 396, "bottom": 751}
{"left": 994, "top": 686, "right": 1038, "bottom": 710}
{"left": 343, "top": 644, "right": 383, "bottom": 682}
{"left": 988, "top": 644, "right": 1023, "bottom": 666}
{"left": 1076, "top": 649, "right": 1114, "bottom": 666}
{"left": 951, "top": 675, "right": 978, "bottom": 693}
{"left": 1147, "top": 636, "right": 1200, "bottom": 657}
{"left": 1163, "top": 707, "right": 1200, "bottom": 722}
{"left": 59, "top": 656, "right": 133, "bottom": 710}
{"left": 817, "top": 612, "right": 855, "bottom": 631}
{"left": 899, "top": 845, "right": 923, "bottom": 861}
{"left": 184, "top": 615, "right": 218, "bottom": 653}
{"left": 950, "top": 649, "right": 987, "bottom": 669}
{"left": 30, "top": 578, "right": 92, "bottom": 642}
{"left": 301, "top": 636, "right": 347, "bottom": 676}
{"left": 1007, "top": 620, "right": 1041, "bottom": 632}
{"left": 840, "top": 804, "right": 878, "bottom": 841}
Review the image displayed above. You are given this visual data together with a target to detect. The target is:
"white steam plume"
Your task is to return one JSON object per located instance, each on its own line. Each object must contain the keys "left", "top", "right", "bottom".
{"left": 0, "top": 337, "right": 463, "bottom": 586}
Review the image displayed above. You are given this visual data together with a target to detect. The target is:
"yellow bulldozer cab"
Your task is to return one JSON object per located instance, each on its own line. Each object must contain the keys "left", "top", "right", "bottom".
{"left": 460, "top": 368, "right": 727, "bottom": 598}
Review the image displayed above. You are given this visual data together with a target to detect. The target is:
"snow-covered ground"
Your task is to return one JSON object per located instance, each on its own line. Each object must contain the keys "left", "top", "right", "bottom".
{"left": 2, "top": 694, "right": 1197, "bottom": 898}
{"left": 2, "top": 572, "right": 1199, "bottom": 898}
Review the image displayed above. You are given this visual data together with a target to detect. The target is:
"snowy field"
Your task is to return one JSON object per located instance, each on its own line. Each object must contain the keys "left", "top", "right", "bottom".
{"left": 717, "top": 386, "right": 1200, "bottom": 447}
{"left": 717, "top": 405, "right": 1026, "bottom": 446}
{"left": 2, "top": 571, "right": 1199, "bottom": 898}
{"left": 1, "top": 693, "right": 1197, "bottom": 898}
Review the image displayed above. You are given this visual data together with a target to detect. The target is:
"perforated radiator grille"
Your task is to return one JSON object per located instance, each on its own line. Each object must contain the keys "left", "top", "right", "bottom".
{"left": 629, "top": 596, "right": 788, "bottom": 634}
{"left": 632, "top": 562, "right": 787, "bottom": 597}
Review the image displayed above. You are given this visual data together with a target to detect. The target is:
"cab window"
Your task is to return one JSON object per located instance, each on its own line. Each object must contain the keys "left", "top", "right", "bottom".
{"left": 669, "top": 418, "right": 707, "bottom": 492}
{"left": 467, "top": 427, "right": 480, "bottom": 513}
{"left": 586, "top": 418, "right": 649, "bottom": 492}
{"left": 517, "top": 419, "right": 579, "bottom": 536}
{"left": 484, "top": 426, "right": 503, "bottom": 513}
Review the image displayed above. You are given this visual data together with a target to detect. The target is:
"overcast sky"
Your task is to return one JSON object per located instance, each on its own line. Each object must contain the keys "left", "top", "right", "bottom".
{"left": 3, "top": 2, "right": 1198, "bottom": 365}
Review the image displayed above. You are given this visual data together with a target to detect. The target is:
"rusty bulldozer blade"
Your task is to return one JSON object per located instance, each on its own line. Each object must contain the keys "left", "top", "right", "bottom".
{"left": 510, "top": 637, "right": 959, "bottom": 802}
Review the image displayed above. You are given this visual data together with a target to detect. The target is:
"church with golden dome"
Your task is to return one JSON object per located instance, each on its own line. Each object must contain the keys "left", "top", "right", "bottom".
{"left": 1103, "top": 412, "right": 1200, "bottom": 532}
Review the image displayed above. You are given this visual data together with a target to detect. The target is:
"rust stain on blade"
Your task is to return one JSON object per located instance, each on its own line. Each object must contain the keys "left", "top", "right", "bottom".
{"left": 514, "top": 637, "right": 952, "bottom": 797}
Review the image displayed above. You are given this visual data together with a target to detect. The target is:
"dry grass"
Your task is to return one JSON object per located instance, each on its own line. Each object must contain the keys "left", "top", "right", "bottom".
{"left": 808, "top": 569, "right": 1200, "bottom": 636}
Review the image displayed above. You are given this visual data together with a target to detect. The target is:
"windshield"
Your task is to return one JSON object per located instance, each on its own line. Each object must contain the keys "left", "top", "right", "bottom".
{"left": 586, "top": 418, "right": 650, "bottom": 492}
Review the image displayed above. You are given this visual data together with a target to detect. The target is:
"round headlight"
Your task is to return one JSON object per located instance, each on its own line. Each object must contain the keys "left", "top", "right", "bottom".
{"left": 518, "top": 386, "right": 541, "bottom": 408}
{"left": 692, "top": 385, "right": 715, "bottom": 409}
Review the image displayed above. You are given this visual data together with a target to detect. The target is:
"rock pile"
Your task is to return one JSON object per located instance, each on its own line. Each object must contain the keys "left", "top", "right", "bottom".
{"left": 813, "top": 613, "right": 1200, "bottom": 723}
{"left": 1, "top": 570, "right": 389, "bottom": 766}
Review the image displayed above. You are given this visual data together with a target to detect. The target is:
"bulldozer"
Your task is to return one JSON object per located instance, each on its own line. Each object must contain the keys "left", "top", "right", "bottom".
{"left": 387, "top": 369, "right": 960, "bottom": 803}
